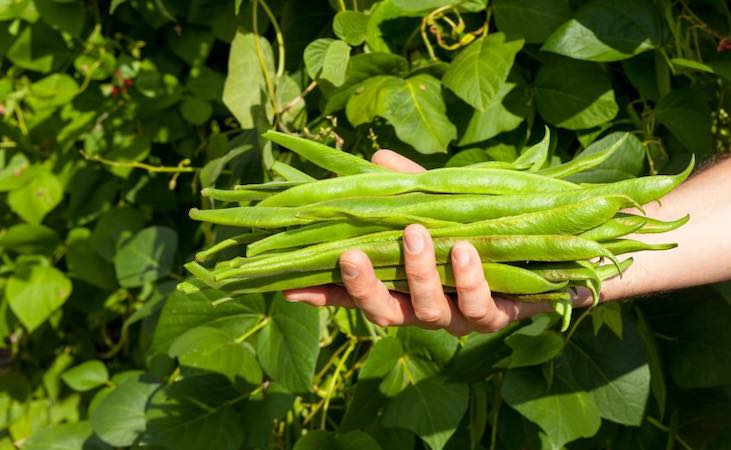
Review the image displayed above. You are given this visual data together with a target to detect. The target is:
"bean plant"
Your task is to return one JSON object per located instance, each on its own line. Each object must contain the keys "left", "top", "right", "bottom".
{"left": 0, "top": 0, "right": 730, "bottom": 449}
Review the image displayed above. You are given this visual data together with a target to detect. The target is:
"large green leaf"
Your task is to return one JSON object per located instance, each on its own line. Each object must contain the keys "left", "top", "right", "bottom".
{"left": 6, "top": 265, "right": 71, "bottom": 332}
{"left": 90, "top": 372, "right": 160, "bottom": 447}
{"left": 89, "top": 206, "right": 146, "bottom": 262}
{"left": 65, "top": 228, "right": 118, "bottom": 290}
{"left": 169, "top": 326, "right": 262, "bottom": 387}
{"left": 566, "top": 132, "right": 645, "bottom": 183}
{"left": 7, "top": 169, "right": 63, "bottom": 224}
{"left": 346, "top": 74, "right": 456, "bottom": 153}
{"left": 381, "top": 376, "right": 469, "bottom": 450}
{"left": 33, "top": 0, "right": 86, "bottom": 37}
{"left": 113, "top": 226, "right": 178, "bottom": 287}
{"left": 23, "top": 422, "right": 111, "bottom": 450}
{"left": 222, "top": 31, "right": 274, "bottom": 129}
{"left": 143, "top": 376, "right": 245, "bottom": 450}
{"left": 6, "top": 22, "right": 71, "bottom": 73}
{"left": 0, "top": 223, "right": 59, "bottom": 254}
{"left": 504, "top": 315, "right": 563, "bottom": 368}
{"left": 543, "top": 0, "right": 661, "bottom": 62}
{"left": 535, "top": 58, "right": 618, "bottom": 130}
{"left": 493, "top": 0, "right": 571, "bottom": 43}
{"left": 502, "top": 367, "right": 601, "bottom": 448}
{"left": 334, "top": 11, "right": 369, "bottom": 46}
{"left": 442, "top": 33, "right": 524, "bottom": 111}
{"left": 293, "top": 430, "right": 382, "bottom": 450}
{"left": 152, "top": 289, "right": 266, "bottom": 355}
{"left": 562, "top": 319, "right": 650, "bottom": 426}
{"left": 655, "top": 88, "right": 712, "bottom": 156}
{"left": 391, "top": 0, "right": 486, "bottom": 13}
{"left": 256, "top": 298, "right": 320, "bottom": 392}
{"left": 669, "top": 299, "right": 731, "bottom": 388}
{"left": 61, "top": 360, "right": 109, "bottom": 392}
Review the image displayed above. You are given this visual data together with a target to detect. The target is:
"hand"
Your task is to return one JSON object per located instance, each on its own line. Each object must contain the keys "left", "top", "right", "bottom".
{"left": 283, "top": 150, "right": 552, "bottom": 335}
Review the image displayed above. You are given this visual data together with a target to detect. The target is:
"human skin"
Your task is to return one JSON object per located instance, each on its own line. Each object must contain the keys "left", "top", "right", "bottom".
{"left": 284, "top": 150, "right": 731, "bottom": 335}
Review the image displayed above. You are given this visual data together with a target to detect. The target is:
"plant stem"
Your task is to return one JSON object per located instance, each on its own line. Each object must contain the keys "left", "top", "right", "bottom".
{"left": 320, "top": 339, "right": 357, "bottom": 429}
{"left": 235, "top": 316, "right": 271, "bottom": 343}
{"left": 258, "top": 0, "right": 286, "bottom": 79}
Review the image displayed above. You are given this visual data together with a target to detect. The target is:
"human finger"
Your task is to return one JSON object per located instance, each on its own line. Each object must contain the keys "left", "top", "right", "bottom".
{"left": 371, "top": 149, "right": 426, "bottom": 173}
{"left": 339, "top": 249, "right": 417, "bottom": 328}
{"left": 284, "top": 285, "right": 356, "bottom": 307}
{"left": 403, "top": 225, "right": 468, "bottom": 333}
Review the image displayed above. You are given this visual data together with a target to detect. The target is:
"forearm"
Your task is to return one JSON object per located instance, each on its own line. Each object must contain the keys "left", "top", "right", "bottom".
{"left": 595, "top": 155, "right": 731, "bottom": 303}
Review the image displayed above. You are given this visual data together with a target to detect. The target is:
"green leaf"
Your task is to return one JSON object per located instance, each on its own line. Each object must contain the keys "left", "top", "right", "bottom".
{"left": 113, "top": 226, "right": 178, "bottom": 287}
{"left": 6, "top": 22, "right": 71, "bottom": 73}
{"left": 566, "top": 132, "right": 645, "bottom": 183}
{"left": 321, "top": 40, "right": 351, "bottom": 87}
{"left": 152, "top": 289, "right": 266, "bottom": 355}
{"left": 222, "top": 31, "right": 274, "bottom": 129}
{"left": 90, "top": 372, "right": 160, "bottom": 447}
{"left": 655, "top": 88, "right": 712, "bottom": 156}
{"left": 61, "top": 360, "right": 109, "bottom": 392}
{"left": 442, "top": 33, "right": 524, "bottom": 111}
{"left": 381, "top": 376, "right": 469, "bottom": 450}
{"left": 535, "top": 58, "right": 618, "bottom": 130}
{"left": 169, "top": 326, "right": 262, "bottom": 387}
{"left": 293, "top": 430, "right": 382, "bottom": 450}
{"left": 166, "top": 25, "right": 214, "bottom": 66}
{"left": 304, "top": 38, "right": 334, "bottom": 80}
{"left": 365, "top": 0, "right": 422, "bottom": 54}
{"left": 542, "top": 0, "right": 661, "bottom": 62}
{"left": 33, "top": 0, "right": 86, "bottom": 37}
{"left": 6, "top": 265, "right": 71, "bottom": 332}
{"left": 26, "top": 73, "right": 79, "bottom": 111}
{"left": 89, "top": 206, "right": 146, "bottom": 262}
{"left": 504, "top": 315, "right": 563, "bottom": 368}
{"left": 456, "top": 79, "right": 529, "bottom": 145}
{"left": 143, "top": 376, "right": 245, "bottom": 450}
{"left": 347, "top": 74, "right": 456, "bottom": 153}
{"left": 7, "top": 169, "right": 63, "bottom": 224}
{"left": 494, "top": 0, "right": 571, "bottom": 43}
{"left": 257, "top": 298, "right": 320, "bottom": 392}
{"left": 334, "top": 11, "right": 369, "bottom": 46}
{"left": 669, "top": 299, "right": 731, "bottom": 388}
{"left": 502, "top": 367, "right": 601, "bottom": 448}
{"left": 23, "top": 422, "right": 111, "bottom": 450}
{"left": 635, "top": 306, "right": 666, "bottom": 417}
{"left": 0, "top": 152, "right": 32, "bottom": 192}
{"left": 0, "top": 224, "right": 59, "bottom": 254}
{"left": 591, "top": 302, "right": 623, "bottom": 338}
{"left": 391, "top": 0, "right": 486, "bottom": 13}
{"left": 65, "top": 228, "right": 118, "bottom": 290}
{"left": 180, "top": 97, "right": 213, "bottom": 125}
{"left": 563, "top": 318, "right": 650, "bottom": 425}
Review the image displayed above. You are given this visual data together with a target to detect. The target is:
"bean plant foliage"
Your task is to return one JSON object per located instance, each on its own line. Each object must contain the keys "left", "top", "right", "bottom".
{"left": 0, "top": 0, "right": 731, "bottom": 449}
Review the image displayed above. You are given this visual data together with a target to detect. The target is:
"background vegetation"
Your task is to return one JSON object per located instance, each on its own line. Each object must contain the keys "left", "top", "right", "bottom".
{"left": 1, "top": 0, "right": 730, "bottom": 449}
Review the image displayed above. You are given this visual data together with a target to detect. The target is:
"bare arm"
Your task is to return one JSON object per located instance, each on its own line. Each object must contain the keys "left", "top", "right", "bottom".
{"left": 579, "top": 155, "right": 731, "bottom": 305}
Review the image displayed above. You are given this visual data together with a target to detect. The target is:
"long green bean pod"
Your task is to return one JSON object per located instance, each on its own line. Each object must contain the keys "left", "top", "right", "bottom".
{"left": 258, "top": 168, "right": 579, "bottom": 207}
{"left": 538, "top": 133, "right": 627, "bottom": 179}
{"left": 263, "top": 130, "right": 388, "bottom": 176}
{"left": 188, "top": 206, "right": 311, "bottom": 228}
{"left": 216, "top": 234, "right": 619, "bottom": 279}
{"left": 602, "top": 239, "right": 677, "bottom": 255}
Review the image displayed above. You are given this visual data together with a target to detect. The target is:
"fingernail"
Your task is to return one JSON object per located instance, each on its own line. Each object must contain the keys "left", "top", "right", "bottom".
{"left": 284, "top": 293, "right": 306, "bottom": 302}
{"left": 404, "top": 229, "right": 424, "bottom": 254}
{"left": 340, "top": 262, "right": 359, "bottom": 279}
{"left": 453, "top": 244, "right": 471, "bottom": 268}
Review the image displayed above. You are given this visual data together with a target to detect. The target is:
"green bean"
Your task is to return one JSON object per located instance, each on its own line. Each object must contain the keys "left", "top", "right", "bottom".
{"left": 307, "top": 195, "right": 634, "bottom": 235}
{"left": 634, "top": 214, "right": 690, "bottom": 233}
{"left": 579, "top": 215, "right": 647, "bottom": 241}
{"left": 291, "top": 163, "right": 690, "bottom": 223}
{"left": 568, "top": 278, "right": 600, "bottom": 307}
{"left": 215, "top": 234, "right": 618, "bottom": 279}
{"left": 530, "top": 261, "right": 601, "bottom": 284}
{"left": 512, "top": 125, "right": 550, "bottom": 171}
{"left": 258, "top": 168, "right": 579, "bottom": 207}
{"left": 205, "top": 263, "right": 568, "bottom": 295}
{"left": 602, "top": 239, "right": 677, "bottom": 255}
{"left": 263, "top": 130, "right": 387, "bottom": 176}
{"left": 195, "top": 231, "right": 272, "bottom": 262}
{"left": 247, "top": 221, "right": 394, "bottom": 257}
{"left": 233, "top": 195, "right": 632, "bottom": 271}
{"left": 596, "top": 257, "right": 633, "bottom": 279}
{"left": 270, "top": 161, "right": 316, "bottom": 182}
{"left": 467, "top": 161, "right": 519, "bottom": 170}
{"left": 538, "top": 133, "right": 627, "bottom": 179}
{"left": 201, "top": 187, "right": 271, "bottom": 202}
{"left": 502, "top": 291, "right": 573, "bottom": 303}
{"left": 234, "top": 181, "right": 303, "bottom": 190}
{"left": 296, "top": 208, "right": 462, "bottom": 228}
{"left": 189, "top": 206, "right": 311, "bottom": 228}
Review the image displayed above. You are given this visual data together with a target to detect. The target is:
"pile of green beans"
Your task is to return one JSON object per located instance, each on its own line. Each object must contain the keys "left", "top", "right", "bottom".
{"left": 180, "top": 130, "right": 693, "bottom": 330}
